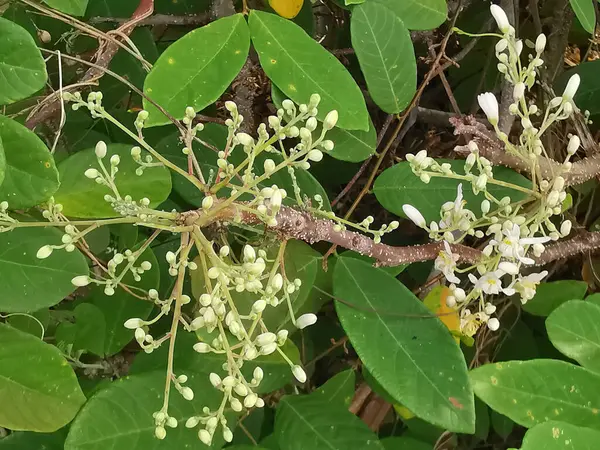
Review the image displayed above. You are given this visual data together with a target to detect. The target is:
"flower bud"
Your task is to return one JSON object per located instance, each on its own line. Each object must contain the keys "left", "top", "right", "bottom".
{"left": 323, "top": 110, "right": 338, "bottom": 130}
{"left": 36, "top": 245, "right": 53, "bottom": 259}
{"left": 260, "top": 342, "right": 278, "bottom": 355}
{"left": 244, "top": 393, "right": 258, "bottom": 408}
{"left": 306, "top": 117, "right": 318, "bottom": 131}
{"left": 535, "top": 33, "right": 546, "bottom": 54}
{"left": 181, "top": 386, "right": 194, "bottom": 400}
{"left": 487, "top": 318, "right": 500, "bottom": 331}
{"left": 84, "top": 168, "right": 99, "bottom": 179}
{"left": 256, "top": 332, "right": 277, "bottom": 346}
{"left": 202, "top": 195, "right": 214, "bottom": 210}
{"left": 124, "top": 318, "right": 144, "bottom": 329}
{"left": 71, "top": 275, "right": 91, "bottom": 287}
{"left": 562, "top": 74, "right": 580, "bottom": 100}
{"left": 402, "top": 204, "right": 426, "bottom": 228}
{"left": 263, "top": 159, "right": 276, "bottom": 173}
{"left": 223, "top": 427, "right": 233, "bottom": 443}
{"left": 155, "top": 426, "right": 166, "bottom": 440}
{"left": 95, "top": 141, "right": 107, "bottom": 158}
{"left": 296, "top": 313, "right": 317, "bottom": 329}
{"left": 236, "top": 132, "right": 253, "bottom": 146}
{"left": 477, "top": 93, "right": 499, "bottom": 126}
{"left": 490, "top": 4, "right": 511, "bottom": 33}
{"left": 560, "top": 220, "right": 572, "bottom": 236}
{"left": 209, "top": 372, "right": 221, "bottom": 387}
{"left": 498, "top": 261, "right": 519, "bottom": 275}
{"left": 185, "top": 416, "right": 200, "bottom": 428}
{"left": 567, "top": 135, "right": 580, "bottom": 155}
{"left": 193, "top": 342, "right": 211, "bottom": 353}
{"left": 292, "top": 365, "right": 307, "bottom": 383}
{"left": 513, "top": 82, "right": 525, "bottom": 101}
{"left": 252, "top": 300, "right": 267, "bottom": 313}
{"left": 307, "top": 149, "right": 323, "bottom": 162}
{"left": 198, "top": 429, "right": 212, "bottom": 446}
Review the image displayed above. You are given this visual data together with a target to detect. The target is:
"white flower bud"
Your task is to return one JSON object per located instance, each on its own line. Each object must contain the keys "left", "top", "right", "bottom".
{"left": 260, "top": 342, "right": 278, "bottom": 355}
{"left": 230, "top": 398, "right": 243, "bottom": 411}
{"left": 490, "top": 4, "right": 511, "bottom": 33}
{"left": 95, "top": 141, "right": 107, "bottom": 158}
{"left": 402, "top": 204, "right": 426, "bottom": 228}
{"left": 225, "top": 100, "right": 237, "bottom": 112}
{"left": 198, "top": 429, "right": 212, "bottom": 445}
{"left": 84, "top": 168, "right": 99, "bottom": 179}
{"left": 513, "top": 82, "right": 525, "bottom": 101}
{"left": 292, "top": 365, "right": 307, "bottom": 383}
{"left": 256, "top": 332, "right": 277, "bottom": 346}
{"left": 323, "top": 110, "right": 338, "bottom": 130}
{"left": 124, "top": 318, "right": 144, "bottom": 329}
{"left": 477, "top": 93, "right": 499, "bottom": 125}
{"left": 562, "top": 74, "right": 580, "bottom": 100}
{"left": 252, "top": 300, "right": 267, "bottom": 313}
{"left": 209, "top": 373, "right": 221, "bottom": 387}
{"left": 498, "top": 261, "right": 519, "bottom": 275}
{"left": 282, "top": 99, "right": 294, "bottom": 110}
{"left": 495, "top": 39, "right": 508, "bottom": 53}
{"left": 236, "top": 132, "right": 253, "bottom": 146}
{"left": 181, "top": 386, "right": 194, "bottom": 400}
{"left": 307, "top": 150, "right": 323, "bottom": 162}
{"left": 243, "top": 245, "right": 256, "bottom": 262}
{"left": 271, "top": 273, "right": 283, "bottom": 291}
{"left": 567, "top": 135, "right": 580, "bottom": 155}
{"left": 202, "top": 196, "right": 214, "bottom": 210}
{"left": 321, "top": 140, "right": 334, "bottom": 151}
{"left": 155, "top": 426, "right": 166, "bottom": 440}
{"left": 296, "top": 313, "right": 317, "bottom": 329}
{"left": 560, "top": 220, "right": 572, "bottom": 236}
{"left": 185, "top": 416, "right": 200, "bottom": 428}
{"left": 71, "top": 275, "right": 90, "bottom": 287}
{"left": 306, "top": 117, "right": 318, "bottom": 131}
{"left": 253, "top": 367, "right": 264, "bottom": 381}
{"left": 207, "top": 267, "right": 220, "bottom": 279}
{"left": 481, "top": 200, "right": 490, "bottom": 214}
{"left": 535, "top": 33, "right": 546, "bottom": 53}
{"left": 487, "top": 318, "right": 500, "bottom": 331}
{"left": 263, "top": 159, "right": 276, "bottom": 173}
{"left": 193, "top": 342, "right": 211, "bottom": 353}
{"left": 244, "top": 393, "right": 258, "bottom": 408}
{"left": 271, "top": 190, "right": 282, "bottom": 209}
{"left": 223, "top": 427, "right": 233, "bottom": 443}
{"left": 36, "top": 245, "right": 53, "bottom": 259}
{"left": 110, "top": 155, "right": 120, "bottom": 166}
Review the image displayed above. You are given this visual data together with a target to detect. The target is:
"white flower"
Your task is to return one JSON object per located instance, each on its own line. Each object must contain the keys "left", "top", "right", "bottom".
{"left": 468, "top": 270, "right": 505, "bottom": 295}
{"left": 434, "top": 241, "right": 461, "bottom": 284}
{"left": 402, "top": 204, "right": 426, "bottom": 228}
{"left": 494, "top": 224, "right": 550, "bottom": 264}
{"left": 477, "top": 93, "right": 499, "bottom": 125}
{"left": 490, "top": 4, "right": 511, "bottom": 33}
{"left": 296, "top": 313, "right": 317, "bottom": 329}
{"left": 562, "top": 74, "right": 580, "bottom": 100}
{"left": 514, "top": 271, "right": 548, "bottom": 303}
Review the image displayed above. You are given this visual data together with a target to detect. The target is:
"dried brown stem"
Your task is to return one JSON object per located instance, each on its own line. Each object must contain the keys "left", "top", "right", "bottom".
{"left": 89, "top": 13, "right": 209, "bottom": 26}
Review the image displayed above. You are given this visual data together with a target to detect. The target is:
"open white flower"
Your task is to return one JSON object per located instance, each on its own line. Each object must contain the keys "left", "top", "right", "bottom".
{"left": 434, "top": 241, "right": 461, "bottom": 284}
{"left": 494, "top": 224, "right": 551, "bottom": 264}
{"left": 514, "top": 271, "right": 548, "bottom": 303}
{"left": 468, "top": 270, "right": 507, "bottom": 295}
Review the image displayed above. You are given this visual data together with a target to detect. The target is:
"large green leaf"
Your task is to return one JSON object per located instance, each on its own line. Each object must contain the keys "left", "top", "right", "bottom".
{"left": 0, "top": 430, "right": 66, "bottom": 449}
{"left": 569, "top": 0, "right": 595, "bottom": 33}
{"left": 313, "top": 369, "right": 356, "bottom": 407}
{"left": 371, "top": 0, "right": 447, "bottom": 30}
{"left": 351, "top": 2, "right": 416, "bottom": 114}
{"left": 64, "top": 371, "right": 231, "bottom": 450}
{"left": 546, "top": 300, "right": 600, "bottom": 373}
{"left": 143, "top": 14, "right": 250, "bottom": 127}
{"left": 43, "top": 0, "right": 88, "bottom": 16}
{"left": 380, "top": 437, "right": 432, "bottom": 450}
{"left": 523, "top": 280, "right": 587, "bottom": 317}
{"left": 275, "top": 394, "right": 384, "bottom": 450}
{"left": 0, "top": 227, "right": 88, "bottom": 313}
{"left": 0, "top": 17, "right": 47, "bottom": 105}
{"left": 520, "top": 421, "right": 600, "bottom": 450}
{"left": 470, "top": 359, "right": 600, "bottom": 430}
{"left": 333, "top": 257, "right": 475, "bottom": 432}
{"left": 88, "top": 246, "right": 159, "bottom": 356}
{"left": 556, "top": 61, "right": 600, "bottom": 116}
{"left": 0, "top": 323, "right": 86, "bottom": 432}
{"left": 249, "top": 10, "right": 369, "bottom": 131}
{"left": 55, "top": 303, "right": 106, "bottom": 357}
{"left": 0, "top": 115, "right": 59, "bottom": 209}
{"left": 55, "top": 144, "right": 172, "bottom": 218}
{"left": 373, "top": 160, "right": 531, "bottom": 222}
{"left": 130, "top": 331, "right": 300, "bottom": 394}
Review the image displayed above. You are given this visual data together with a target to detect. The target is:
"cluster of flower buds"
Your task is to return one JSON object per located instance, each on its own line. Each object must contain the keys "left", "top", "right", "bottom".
{"left": 399, "top": 4, "right": 581, "bottom": 338}
{"left": 0, "top": 201, "right": 16, "bottom": 232}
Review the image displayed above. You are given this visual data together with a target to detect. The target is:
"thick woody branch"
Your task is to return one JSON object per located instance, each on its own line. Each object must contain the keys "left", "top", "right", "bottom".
{"left": 180, "top": 204, "right": 483, "bottom": 267}
{"left": 451, "top": 116, "right": 600, "bottom": 186}
{"left": 535, "top": 231, "right": 600, "bottom": 265}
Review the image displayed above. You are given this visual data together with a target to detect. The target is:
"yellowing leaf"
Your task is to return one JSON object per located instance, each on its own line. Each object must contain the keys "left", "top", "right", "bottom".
{"left": 424, "top": 286, "right": 460, "bottom": 342}
{"left": 268, "top": 0, "right": 304, "bottom": 18}
{"left": 393, "top": 404, "right": 416, "bottom": 420}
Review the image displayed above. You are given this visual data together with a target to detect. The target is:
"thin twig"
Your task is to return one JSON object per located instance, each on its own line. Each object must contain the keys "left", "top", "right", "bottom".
{"left": 89, "top": 13, "right": 210, "bottom": 26}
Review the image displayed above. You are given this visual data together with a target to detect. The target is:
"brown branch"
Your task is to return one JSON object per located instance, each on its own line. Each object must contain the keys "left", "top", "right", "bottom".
{"left": 451, "top": 116, "right": 600, "bottom": 186}
{"left": 180, "top": 204, "right": 483, "bottom": 267}
{"left": 535, "top": 231, "right": 600, "bottom": 265}
{"left": 25, "top": 0, "right": 154, "bottom": 129}
{"left": 89, "top": 13, "right": 209, "bottom": 26}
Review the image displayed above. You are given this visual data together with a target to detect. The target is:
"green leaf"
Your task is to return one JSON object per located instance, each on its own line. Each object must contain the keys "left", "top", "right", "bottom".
{"left": 523, "top": 280, "right": 588, "bottom": 316}
{"left": 54, "top": 144, "right": 172, "bottom": 218}
{"left": 470, "top": 359, "right": 600, "bottom": 430}
{"left": 0, "top": 115, "right": 59, "bottom": 209}
{"left": 0, "top": 17, "right": 47, "bottom": 105}
{"left": 55, "top": 303, "right": 106, "bottom": 356}
{"left": 374, "top": 160, "right": 531, "bottom": 222}
{"left": 275, "top": 394, "right": 384, "bottom": 450}
{"left": 333, "top": 257, "right": 475, "bottom": 432}
{"left": 313, "top": 369, "right": 356, "bottom": 407}
{"left": 271, "top": 84, "right": 376, "bottom": 162}
{"left": 380, "top": 437, "right": 432, "bottom": 450}
{"left": 490, "top": 409, "right": 514, "bottom": 440}
{"left": 43, "top": 0, "right": 88, "bottom": 16}
{"left": 0, "top": 323, "right": 86, "bottom": 432}
{"left": 556, "top": 61, "right": 600, "bottom": 115}
{"left": 520, "top": 421, "right": 600, "bottom": 450}
{"left": 351, "top": 2, "right": 416, "bottom": 113}
{"left": 371, "top": 0, "right": 447, "bottom": 30}
{"left": 0, "top": 430, "right": 66, "bottom": 450}
{"left": 64, "top": 371, "right": 231, "bottom": 450}
{"left": 0, "top": 227, "right": 88, "bottom": 313}
{"left": 249, "top": 10, "right": 369, "bottom": 130}
{"left": 87, "top": 246, "right": 159, "bottom": 356}
{"left": 569, "top": 0, "right": 596, "bottom": 33}
{"left": 546, "top": 300, "right": 600, "bottom": 373}
{"left": 143, "top": 14, "right": 250, "bottom": 127}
